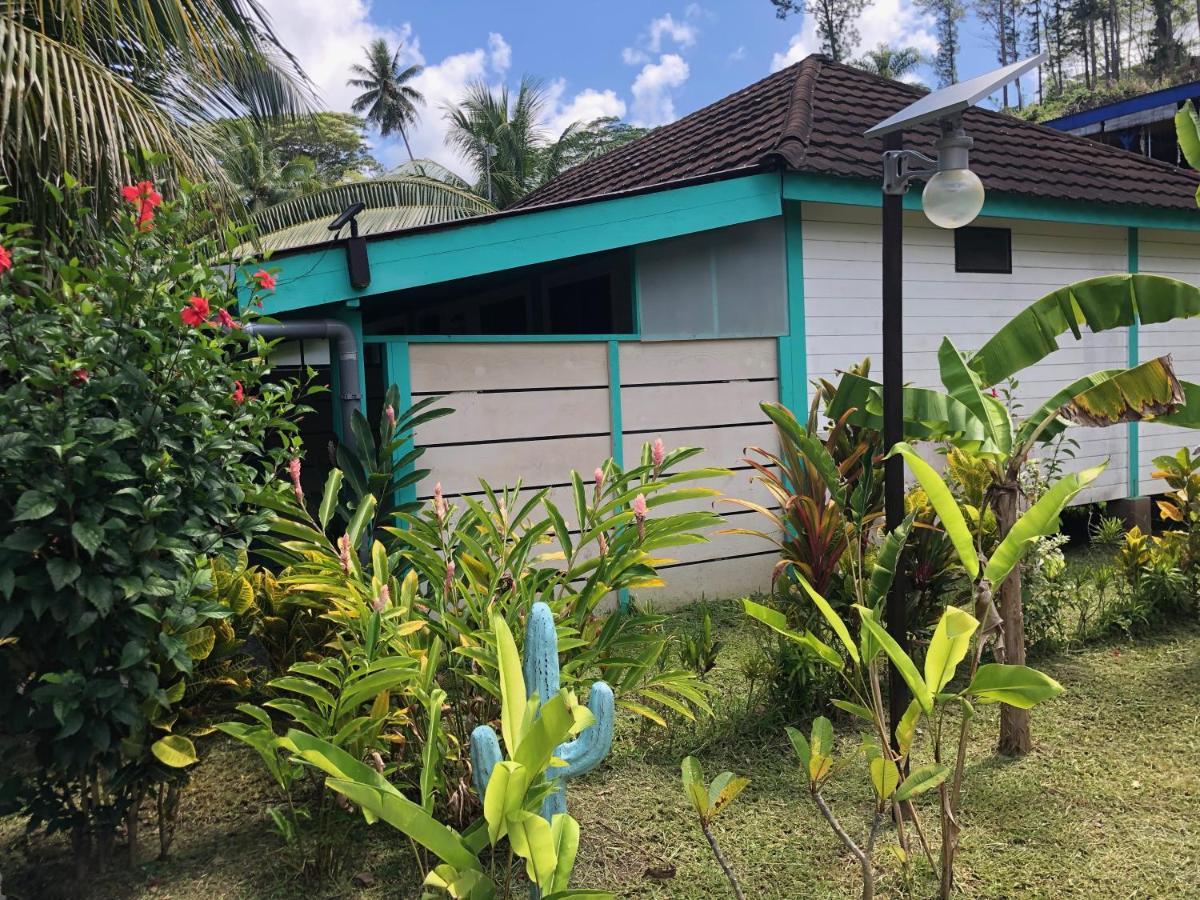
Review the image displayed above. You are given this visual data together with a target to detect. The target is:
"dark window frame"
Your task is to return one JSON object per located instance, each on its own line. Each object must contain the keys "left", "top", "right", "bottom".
{"left": 954, "top": 226, "right": 1012, "bottom": 274}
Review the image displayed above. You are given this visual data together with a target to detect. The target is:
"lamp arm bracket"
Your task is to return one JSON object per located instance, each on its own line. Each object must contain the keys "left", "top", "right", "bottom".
{"left": 882, "top": 149, "right": 938, "bottom": 195}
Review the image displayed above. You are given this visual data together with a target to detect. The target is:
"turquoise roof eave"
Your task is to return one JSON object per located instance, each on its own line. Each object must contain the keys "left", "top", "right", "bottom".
{"left": 252, "top": 167, "right": 1200, "bottom": 316}
{"left": 256, "top": 171, "right": 783, "bottom": 316}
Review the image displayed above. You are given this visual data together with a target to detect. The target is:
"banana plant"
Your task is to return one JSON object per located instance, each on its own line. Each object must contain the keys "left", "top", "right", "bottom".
{"left": 827, "top": 272, "right": 1200, "bottom": 756}
{"left": 744, "top": 443, "right": 1096, "bottom": 899}
{"left": 290, "top": 612, "right": 613, "bottom": 899}
{"left": 680, "top": 757, "right": 749, "bottom": 900}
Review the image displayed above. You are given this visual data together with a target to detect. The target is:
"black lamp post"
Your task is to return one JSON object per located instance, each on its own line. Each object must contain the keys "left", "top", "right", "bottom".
{"left": 864, "top": 54, "right": 1046, "bottom": 742}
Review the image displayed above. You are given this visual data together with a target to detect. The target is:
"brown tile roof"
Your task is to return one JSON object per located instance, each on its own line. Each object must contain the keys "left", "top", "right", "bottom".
{"left": 515, "top": 55, "right": 1200, "bottom": 213}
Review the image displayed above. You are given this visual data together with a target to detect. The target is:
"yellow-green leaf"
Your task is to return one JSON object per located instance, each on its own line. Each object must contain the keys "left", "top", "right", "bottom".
{"left": 887, "top": 443, "right": 979, "bottom": 580}
{"left": 869, "top": 756, "right": 900, "bottom": 799}
{"left": 494, "top": 614, "right": 526, "bottom": 756}
{"left": 923, "top": 606, "right": 978, "bottom": 694}
{"left": 151, "top": 735, "right": 198, "bottom": 768}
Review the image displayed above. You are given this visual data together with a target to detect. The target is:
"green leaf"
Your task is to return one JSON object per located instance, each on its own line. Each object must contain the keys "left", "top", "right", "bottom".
{"left": 896, "top": 699, "right": 921, "bottom": 758}
{"left": 888, "top": 442, "right": 979, "bottom": 580}
{"left": 967, "top": 664, "right": 1064, "bottom": 709}
{"left": 181, "top": 626, "right": 216, "bottom": 660}
{"left": 866, "top": 514, "right": 915, "bottom": 610}
{"left": 71, "top": 521, "right": 105, "bottom": 556}
{"left": 681, "top": 756, "right": 708, "bottom": 816}
{"left": 984, "top": 462, "right": 1107, "bottom": 585}
{"left": 831, "top": 700, "right": 875, "bottom": 723}
{"left": 968, "top": 273, "right": 1200, "bottom": 386}
{"left": 794, "top": 573, "right": 859, "bottom": 665}
{"left": 855, "top": 606, "right": 934, "bottom": 714}
{"left": 742, "top": 598, "right": 843, "bottom": 671}
{"left": 1176, "top": 99, "right": 1200, "bottom": 169}
{"left": 494, "top": 613, "right": 526, "bottom": 756}
{"left": 923, "top": 606, "right": 978, "bottom": 694}
{"left": 760, "top": 401, "right": 845, "bottom": 506}
{"left": 548, "top": 814, "right": 582, "bottom": 895}
{"left": 47, "top": 558, "right": 81, "bottom": 591}
{"left": 785, "top": 725, "right": 811, "bottom": 772}
{"left": 938, "top": 336, "right": 1013, "bottom": 455}
{"left": 707, "top": 772, "right": 749, "bottom": 819}
{"left": 151, "top": 735, "right": 198, "bottom": 768}
{"left": 894, "top": 763, "right": 950, "bottom": 801}
{"left": 869, "top": 756, "right": 900, "bottom": 799}
{"left": 507, "top": 810, "right": 558, "bottom": 893}
{"left": 483, "top": 761, "right": 529, "bottom": 845}
{"left": 318, "top": 469, "right": 344, "bottom": 530}
{"left": 345, "top": 493, "right": 378, "bottom": 547}
{"left": 12, "top": 490, "right": 56, "bottom": 521}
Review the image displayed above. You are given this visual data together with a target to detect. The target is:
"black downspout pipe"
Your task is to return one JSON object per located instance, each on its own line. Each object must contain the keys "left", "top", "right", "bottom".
{"left": 245, "top": 320, "right": 361, "bottom": 452}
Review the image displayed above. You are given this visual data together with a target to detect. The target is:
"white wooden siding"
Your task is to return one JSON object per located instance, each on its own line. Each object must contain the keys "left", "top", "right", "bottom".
{"left": 802, "top": 202, "right": 1130, "bottom": 504}
{"left": 1136, "top": 229, "right": 1200, "bottom": 494}
{"left": 407, "top": 339, "right": 779, "bottom": 607}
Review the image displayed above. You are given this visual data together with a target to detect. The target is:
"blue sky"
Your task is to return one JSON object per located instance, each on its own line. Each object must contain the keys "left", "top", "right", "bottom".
{"left": 261, "top": 0, "right": 1014, "bottom": 178}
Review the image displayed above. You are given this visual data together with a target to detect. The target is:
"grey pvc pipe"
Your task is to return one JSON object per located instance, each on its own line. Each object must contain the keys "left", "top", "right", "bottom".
{"left": 245, "top": 319, "right": 361, "bottom": 452}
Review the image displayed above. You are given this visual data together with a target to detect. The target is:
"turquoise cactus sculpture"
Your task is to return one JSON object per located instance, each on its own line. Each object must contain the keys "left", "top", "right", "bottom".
{"left": 470, "top": 601, "right": 614, "bottom": 820}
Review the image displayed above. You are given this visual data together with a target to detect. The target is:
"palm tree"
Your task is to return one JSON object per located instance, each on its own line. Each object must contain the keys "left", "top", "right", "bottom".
{"left": 210, "top": 119, "right": 324, "bottom": 212}
{"left": 1, "top": 0, "right": 312, "bottom": 234}
{"left": 348, "top": 39, "right": 425, "bottom": 161}
{"left": 444, "top": 77, "right": 583, "bottom": 208}
{"left": 853, "top": 44, "right": 925, "bottom": 82}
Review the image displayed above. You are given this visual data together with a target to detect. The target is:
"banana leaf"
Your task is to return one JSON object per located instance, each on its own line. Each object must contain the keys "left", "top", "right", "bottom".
{"left": 1176, "top": 101, "right": 1200, "bottom": 182}
{"left": 827, "top": 372, "right": 1001, "bottom": 454}
{"left": 968, "top": 273, "right": 1200, "bottom": 386}
{"left": 938, "top": 337, "right": 1013, "bottom": 455}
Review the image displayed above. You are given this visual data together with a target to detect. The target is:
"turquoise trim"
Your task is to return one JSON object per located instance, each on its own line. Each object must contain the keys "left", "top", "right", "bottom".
{"left": 385, "top": 340, "right": 418, "bottom": 508}
{"left": 363, "top": 333, "right": 638, "bottom": 344}
{"left": 778, "top": 200, "right": 807, "bottom": 413}
{"left": 630, "top": 247, "right": 642, "bottom": 333}
{"left": 607, "top": 340, "right": 624, "bottom": 468}
{"left": 782, "top": 171, "right": 1200, "bottom": 231}
{"left": 606, "top": 340, "right": 630, "bottom": 613}
{"left": 1128, "top": 227, "right": 1140, "bottom": 499}
{"left": 261, "top": 174, "right": 783, "bottom": 315}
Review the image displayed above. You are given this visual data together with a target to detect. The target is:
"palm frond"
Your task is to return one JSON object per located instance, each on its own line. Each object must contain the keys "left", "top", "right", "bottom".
{"left": 250, "top": 174, "right": 494, "bottom": 251}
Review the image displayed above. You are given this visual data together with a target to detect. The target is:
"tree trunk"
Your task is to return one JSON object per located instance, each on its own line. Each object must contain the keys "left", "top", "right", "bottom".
{"left": 993, "top": 482, "right": 1032, "bottom": 756}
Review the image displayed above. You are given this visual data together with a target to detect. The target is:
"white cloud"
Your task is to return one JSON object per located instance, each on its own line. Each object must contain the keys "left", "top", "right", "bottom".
{"left": 770, "top": 0, "right": 937, "bottom": 72}
{"left": 630, "top": 53, "right": 690, "bottom": 126}
{"left": 622, "top": 46, "right": 649, "bottom": 66}
{"left": 400, "top": 48, "right": 490, "bottom": 171}
{"left": 648, "top": 13, "right": 697, "bottom": 51}
{"left": 544, "top": 85, "right": 627, "bottom": 137}
{"left": 729, "top": 45, "right": 746, "bottom": 62}
{"left": 487, "top": 32, "right": 511, "bottom": 73}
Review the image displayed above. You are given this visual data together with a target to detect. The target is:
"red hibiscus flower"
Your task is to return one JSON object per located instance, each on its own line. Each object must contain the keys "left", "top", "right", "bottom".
{"left": 71, "top": 368, "right": 90, "bottom": 385}
{"left": 990, "top": 388, "right": 999, "bottom": 398}
{"left": 232, "top": 380, "right": 245, "bottom": 404}
{"left": 216, "top": 307, "right": 241, "bottom": 330}
{"left": 252, "top": 269, "right": 277, "bottom": 291}
{"left": 121, "top": 181, "right": 163, "bottom": 231}
{"left": 0, "top": 244, "right": 11, "bottom": 274}
{"left": 180, "top": 295, "right": 210, "bottom": 327}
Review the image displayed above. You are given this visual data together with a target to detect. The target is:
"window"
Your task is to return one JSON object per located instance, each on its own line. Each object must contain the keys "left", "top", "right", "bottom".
{"left": 362, "top": 251, "right": 633, "bottom": 336}
{"left": 636, "top": 218, "right": 787, "bottom": 340}
{"left": 955, "top": 226, "right": 1012, "bottom": 274}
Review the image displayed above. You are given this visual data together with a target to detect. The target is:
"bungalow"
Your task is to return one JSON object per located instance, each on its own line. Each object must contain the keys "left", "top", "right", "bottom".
{"left": 255, "top": 55, "right": 1200, "bottom": 606}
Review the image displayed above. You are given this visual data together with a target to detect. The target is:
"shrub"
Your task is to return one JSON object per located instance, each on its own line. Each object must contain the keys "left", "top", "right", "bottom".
{"left": 0, "top": 177, "right": 305, "bottom": 872}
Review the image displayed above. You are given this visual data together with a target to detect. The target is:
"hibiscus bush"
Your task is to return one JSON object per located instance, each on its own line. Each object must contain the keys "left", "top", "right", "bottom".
{"left": 0, "top": 175, "right": 307, "bottom": 873}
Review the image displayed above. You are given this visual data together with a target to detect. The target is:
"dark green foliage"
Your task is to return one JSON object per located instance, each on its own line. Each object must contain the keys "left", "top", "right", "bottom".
{"left": 0, "top": 177, "right": 307, "bottom": 870}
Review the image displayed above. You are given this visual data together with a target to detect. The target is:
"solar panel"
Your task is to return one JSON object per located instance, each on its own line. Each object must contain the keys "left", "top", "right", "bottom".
{"left": 864, "top": 53, "right": 1048, "bottom": 138}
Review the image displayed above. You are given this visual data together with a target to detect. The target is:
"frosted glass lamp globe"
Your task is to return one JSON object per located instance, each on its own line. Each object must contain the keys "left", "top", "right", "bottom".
{"left": 922, "top": 168, "right": 985, "bottom": 229}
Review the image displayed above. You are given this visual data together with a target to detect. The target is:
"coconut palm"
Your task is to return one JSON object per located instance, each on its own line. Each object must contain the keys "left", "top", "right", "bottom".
{"left": 348, "top": 39, "right": 425, "bottom": 161}
{"left": 209, "top": 119, "right": 324, "bottom": 212}
{"left": 853, "top": 44, "right": 925, "bottom": 82}
{"left": 1, "top": 0, "right": 313, "bottom": 234}
{"left": 444, "top": 76, "right": 583, "bottom": 208}
{"left": 248, "top": 163, "right": 495, "bottom": 252}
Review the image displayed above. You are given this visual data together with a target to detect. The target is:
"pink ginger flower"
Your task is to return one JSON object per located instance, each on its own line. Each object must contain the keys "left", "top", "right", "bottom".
{"left": 372, "top": 584, "right": 390, "bottom": 612}
{"left": 598, "top": 532, "right": 608, "bottom": 557}
{"left": 432, "top": 482, "right": 446, "bottom": 522}
{"left": 287, "top": 458, "right": 303, "bottom": 504}
{"left": 338, "top": 534, "right": 353, "bottom": 573}
{"left": 368, "top": 751, "right": 386, "bottom": 773}
{"left": 443, "top": 559, "right": 456, "bottom": 597}
{"left": 384, "top": 405, "right": 396, "bottom": 427}
{"left": 632, "top": 493, "right": 648, "bottom": 541}
{"left": 652, "top": 438, "right": 666, "bottom": 474}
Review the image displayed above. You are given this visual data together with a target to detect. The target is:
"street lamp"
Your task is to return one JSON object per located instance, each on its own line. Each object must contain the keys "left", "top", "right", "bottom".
{"left": 863, "top": 54, "right": 1046, "bottom": 743}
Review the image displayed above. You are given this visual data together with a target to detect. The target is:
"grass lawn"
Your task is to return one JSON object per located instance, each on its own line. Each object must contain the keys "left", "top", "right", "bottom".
{"left": 3, "top": 604, "right": 1198, "bottom": 899}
